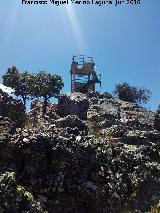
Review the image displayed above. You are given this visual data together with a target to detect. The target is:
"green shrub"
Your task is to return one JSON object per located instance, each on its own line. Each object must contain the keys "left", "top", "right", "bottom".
{"left": 113, "top": 82, "right": 151, "bottom": 104}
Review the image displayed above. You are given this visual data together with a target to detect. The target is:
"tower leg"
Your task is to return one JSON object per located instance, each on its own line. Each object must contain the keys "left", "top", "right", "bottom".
{"left": 71, "top": 74, "right": 72, "bottom": 93}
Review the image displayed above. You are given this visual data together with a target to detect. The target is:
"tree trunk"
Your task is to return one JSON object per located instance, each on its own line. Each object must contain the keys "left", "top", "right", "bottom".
{"left": 22, "top": 96, "right": 26, "bottom": 111}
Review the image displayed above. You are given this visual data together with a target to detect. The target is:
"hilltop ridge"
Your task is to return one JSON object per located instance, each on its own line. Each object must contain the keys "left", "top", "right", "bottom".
{"left": 0, "top": 90, "right": 160, "bottom": 213}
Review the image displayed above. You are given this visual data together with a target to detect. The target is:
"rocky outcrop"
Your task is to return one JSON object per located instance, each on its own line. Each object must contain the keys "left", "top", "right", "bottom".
{"left": 1, "top": 122, "right": 159, "bottom": 212}
{"left": 30, "top": 100, "right": 58, "bottom": 120}
{"left": 0, "top": 91, "right": 159, "bottom": 213}
{"left": 57, "top": 92, "right": 155, "bottom": 130}
{"left": 58, "top": 93, "right": 89, "bottom": 119}
{"left": 0, "top": 89, "right": 25, "bottom": 129}
{"left": 55, "top": 115, "right": 88, "bottom": 135}
{"left": 0, "top": 116, "right": 15, "bottom": 136}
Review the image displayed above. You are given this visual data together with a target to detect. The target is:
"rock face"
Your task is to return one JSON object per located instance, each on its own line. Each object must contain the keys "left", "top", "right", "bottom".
{"left": 0, "top": 89, "right": 25, "bottom": 129}
{"left": 55, "top": 115, "right": 88, "bottom": 135}
{"left": 0, "top": 172, "right": 43, "bottom": 212}
{"left": 30, "top": 100, "right": 58, "bottom": 119}
{"left": 58, "top": 93, "right": 89, "bottom": 119}
{"left": 0, "top": 92, "right": 160, "bottom": 213}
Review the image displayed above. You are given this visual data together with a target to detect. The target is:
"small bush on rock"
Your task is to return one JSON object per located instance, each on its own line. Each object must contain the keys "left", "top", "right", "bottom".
{"left": 114, "top": 82, "right": 151, "bottom": 104}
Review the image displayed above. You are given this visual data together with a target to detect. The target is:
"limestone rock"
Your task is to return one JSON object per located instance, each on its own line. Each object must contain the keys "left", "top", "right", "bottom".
{"left": 0, "top": 91, "right": 159, "bottom": 213}
{"left": 58, "top": 93, "right": 89, "bottom": 119}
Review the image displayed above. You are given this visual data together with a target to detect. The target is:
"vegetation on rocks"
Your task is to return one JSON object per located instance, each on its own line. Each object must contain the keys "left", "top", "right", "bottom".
{"left": 2, "top": 67, "right": 64, "bottom": 112}
{"left": 30, "top": 71, "right": 64, "bottom": 114}
{"left": 3, "top": 66, "right": 33, "bottom": 110}
{"left": 113, "top": 82, "right": 151, "bottom": 104}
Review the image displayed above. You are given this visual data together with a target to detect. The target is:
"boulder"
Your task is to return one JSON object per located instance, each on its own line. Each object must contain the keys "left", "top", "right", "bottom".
{"left": 58, "top": 93, "right": 89, "bottom": 119}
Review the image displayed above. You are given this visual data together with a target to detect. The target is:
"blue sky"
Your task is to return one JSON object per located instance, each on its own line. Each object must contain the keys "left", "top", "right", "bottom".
{"left": 0, "top": 0, "right": 160, "bottom": 111}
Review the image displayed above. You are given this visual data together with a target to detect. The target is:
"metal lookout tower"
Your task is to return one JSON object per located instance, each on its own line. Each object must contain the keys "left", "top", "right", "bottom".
{"left": 70, "top": 55, "right": 101, "bottom": 93}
